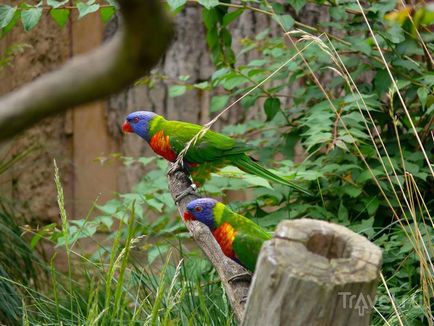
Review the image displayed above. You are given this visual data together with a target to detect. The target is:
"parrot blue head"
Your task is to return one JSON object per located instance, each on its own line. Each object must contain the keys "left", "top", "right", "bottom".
{"left": 122, "top": 111, "right": 158, "bottom": 141}
{"left": 184, "top": 198, "right": 218, "bottom": 230}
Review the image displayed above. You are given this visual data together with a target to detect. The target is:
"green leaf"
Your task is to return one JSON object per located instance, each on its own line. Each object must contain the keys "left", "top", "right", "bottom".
{"left": 342, "top": 185, "right": 362, "bottom": 198}
{"left": 2, "top": 9, "right": 19, "bottom": 33}
{"left": 417, "top": 87, "right": 428, "bottom": 108}
{"left": 353, "top": 38, "right": 372, "bottom": 55}
{"left": 330, "top": 6, "right": 347, "bottom": 20}
{"left": 222, "top": 75, "right": 248, "bottom": 90}
{"left": 385, "top": 24, "right": 405, "bottom": 44}
{"left": 202, "top": 7, "right": 218, "bottom": 29}
{"left": 364, "top": 197, "right": 380, "bottom": 216}
{"left": 287, "top": 0, "right": 305, "bottom": 14}
{"left": 222, "top": 9, "right": 243, "bottom": 27}
{"left": 393, "top": 59, "right": 421, "bottom": 73}
{"left": 198, "top": 0, "right": 219, "bottom": 9}
{"left": 264, "top": 97, "right": 280, "bottom": 121}
{"left": 137, "top": 157, "right": 155, "bottom": 166}
{"left": 77, "top": 2, "right": 100, "bottom": 19}
{"left": 96, "top": 199, "right": 122, "bottom": 215}
{"left": 193, "top": 81, "right": 209, "bottom": 90}
{"left": 373, "top": 69, "right": 391, "bottom": 94}
{"left": 21, "top": 7, "right": 43, "bottom": 31}
{"left": 240, "top": 95, "right": 259, "bottom": 108}
{"left": 211, "top": 67, "right": 230, "bottom": 81}
{"left": 168, "top": 85, "right": 187, "bottom": 97}
{"left": 167, "top": 0, "right": 187, "bottom": 10}
{"left": 104, "top": 0, "right": 118, "bottom": 8}
{"left": 242, "top": 174, "right": 272, "bottom": 189}
{"left": 272, "top": 14, "right": 294, "bottom": 30}
{"left": 47, "top": 0, "right": 69, "bottom": 9}
{"left": 179, "top": 75, "right": 190, "bottom": 81}
{"left": 351, "top": 217, "right": 375, "bottom": 238}
{"left": 100, "top": 6, "right": 115, "bottom": 23}
{"left": 248, "top": 59, "right": 267, "bottom": 67}
{"left": 50, "top": 8, "right": 69, "bottom": 27}
{"left": 0, "top": 5, "right": 17, "bottom": 29}
{"left": 338, "top": 201, "right": 349, "bottom": 223}
{"left": 146, "top": 198, "right": 164, "bottom": 212}
{"left": 210, "top": 95, "right": 229, "bottom": 112}
{"left": 95, "top": 216, "right": 113, "bottom": 230}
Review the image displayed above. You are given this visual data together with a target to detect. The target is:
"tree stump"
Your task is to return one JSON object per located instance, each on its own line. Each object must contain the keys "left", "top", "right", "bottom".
{"left": 242, "top": 218, "right": 382, "bottom": 326}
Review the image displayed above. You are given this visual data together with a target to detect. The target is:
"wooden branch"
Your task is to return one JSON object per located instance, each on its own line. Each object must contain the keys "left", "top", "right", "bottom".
{"left": 242, "top": 218, "right": 382, "bottom": 326}
{"left": 167, "top": 164, "right": 250, "bottom": 323}
{"left": 0, "top": 0, "right": 173, "bottom": 141}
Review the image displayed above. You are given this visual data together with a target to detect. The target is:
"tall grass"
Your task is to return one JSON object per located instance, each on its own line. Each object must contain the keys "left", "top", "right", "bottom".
{"left": 0, "top": 164, "right": 235, "bottom": 325}
{"left": 0, "top": 146, "right": 44, "bottom": 324}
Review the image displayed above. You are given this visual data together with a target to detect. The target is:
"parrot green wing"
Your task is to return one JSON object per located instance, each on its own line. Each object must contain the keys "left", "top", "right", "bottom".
{"left": 150, "top": 116, "right": 312, "bottom": 195}
{"left": 232, "top": 230, "right": 271, "bottom": 271}
{"left": 161, "top": 119, "right": 252, "bottom": 163}
{"left": 218, "top": 206, "right": 272, "bottom": 272}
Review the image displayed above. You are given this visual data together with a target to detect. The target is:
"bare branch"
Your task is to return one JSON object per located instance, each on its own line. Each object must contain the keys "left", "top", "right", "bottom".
{"left": 0, "top": 0, "right": 173, "bottom": 141}
{"left": 167, "top": 165, "right": 250, "bottom": 323}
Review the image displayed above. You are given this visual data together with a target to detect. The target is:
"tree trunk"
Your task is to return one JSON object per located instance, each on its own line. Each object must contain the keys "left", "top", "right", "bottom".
{"left": 242, "top": 218, "right": 382, "bottom": 326}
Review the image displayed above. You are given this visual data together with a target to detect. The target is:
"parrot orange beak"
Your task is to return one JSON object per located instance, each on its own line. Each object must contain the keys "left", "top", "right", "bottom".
{"left": 183, "top": 211, "right": 195, "bottom": 221}
{"left": 122, "top": 121, "right": 133, "bottom": 133}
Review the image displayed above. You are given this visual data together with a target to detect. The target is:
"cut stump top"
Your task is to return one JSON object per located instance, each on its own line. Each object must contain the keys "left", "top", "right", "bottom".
{"left": 272, "top": 218, "right": 382, "bottom": 284}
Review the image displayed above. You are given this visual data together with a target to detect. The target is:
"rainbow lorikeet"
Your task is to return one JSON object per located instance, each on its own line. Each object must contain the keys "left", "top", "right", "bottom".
{"left": 184, "top": 198, "right": 271, "bottom": 272}
{"left": 122, "top": 111, "right": 311, "bottom": 195}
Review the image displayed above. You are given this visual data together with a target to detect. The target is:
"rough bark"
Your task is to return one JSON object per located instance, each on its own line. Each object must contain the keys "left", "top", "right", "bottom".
{"left": 167, "top": 165, "right": 250, "bottom": 323}
{"left": 0, "top": 0, "right": 173, "bottom": 141}
{"left": 242, "top": 218, "right": 382, "bottom": 326}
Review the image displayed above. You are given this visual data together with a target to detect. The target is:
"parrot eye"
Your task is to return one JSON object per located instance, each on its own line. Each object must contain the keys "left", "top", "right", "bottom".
{"left": 132, "top": 117, "right": 140, "bottom": 123}
{"left": 194, "top": 206, "right": 202, "bottom": 212}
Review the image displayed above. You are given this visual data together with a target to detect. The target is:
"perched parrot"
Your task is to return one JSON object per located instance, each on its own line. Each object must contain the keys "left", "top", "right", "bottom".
{"left": 184, "top": 198, "right": 271, "bottom": 272}
{"left": 122, "top": 111, "right": 311, "bottom": 195}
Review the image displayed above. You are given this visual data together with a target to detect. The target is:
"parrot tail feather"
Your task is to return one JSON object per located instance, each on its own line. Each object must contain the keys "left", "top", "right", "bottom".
{"left": 233, "top": 155, "right": 312, "bottom": 196}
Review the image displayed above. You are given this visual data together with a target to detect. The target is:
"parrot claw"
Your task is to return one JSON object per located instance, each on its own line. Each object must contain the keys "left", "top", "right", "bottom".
{"left": 227, "top": 272, "right": 252, "bottom": 283}
{"left": 168, "top": 160, "right": 186, "bottom": 175}
{"left": 240, "top": 295, "right": 248, "bottom": 304}
{"left": 174, "top": 184, "right": 199, "bottom": 204}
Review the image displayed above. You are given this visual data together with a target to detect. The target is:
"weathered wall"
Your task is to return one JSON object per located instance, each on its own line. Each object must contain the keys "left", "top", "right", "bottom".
{"left": 0, "top": 8, "right": 119, "bottom": 221}
{"left": 0, "top": 9, "right": 73, "bottom": 222}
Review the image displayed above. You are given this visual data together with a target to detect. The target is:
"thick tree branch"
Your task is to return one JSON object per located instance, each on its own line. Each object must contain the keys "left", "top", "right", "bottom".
{"left": 167, "top": 165, "right": 251, "bottom": 323}
{"left": 0, "top": 0, "right": 173, "bottom": 140}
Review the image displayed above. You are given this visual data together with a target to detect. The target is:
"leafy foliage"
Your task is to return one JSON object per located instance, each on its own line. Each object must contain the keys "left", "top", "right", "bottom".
{"left": 2, "top": 0, "right": 433, "bottom": 324}
{"left": 0, "top": 0, "right": 116, "bottom": 36}
{"left": 160, "top": 0, "right": 433, "bottom": 324}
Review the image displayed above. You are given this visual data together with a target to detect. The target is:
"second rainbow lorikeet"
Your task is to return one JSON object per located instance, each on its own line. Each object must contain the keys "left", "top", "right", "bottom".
{"left": 122, "top": 111, "right": 311, "bottom": 195}
{"left": 184, "top": 198, "right": 272, "bottom": 272}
